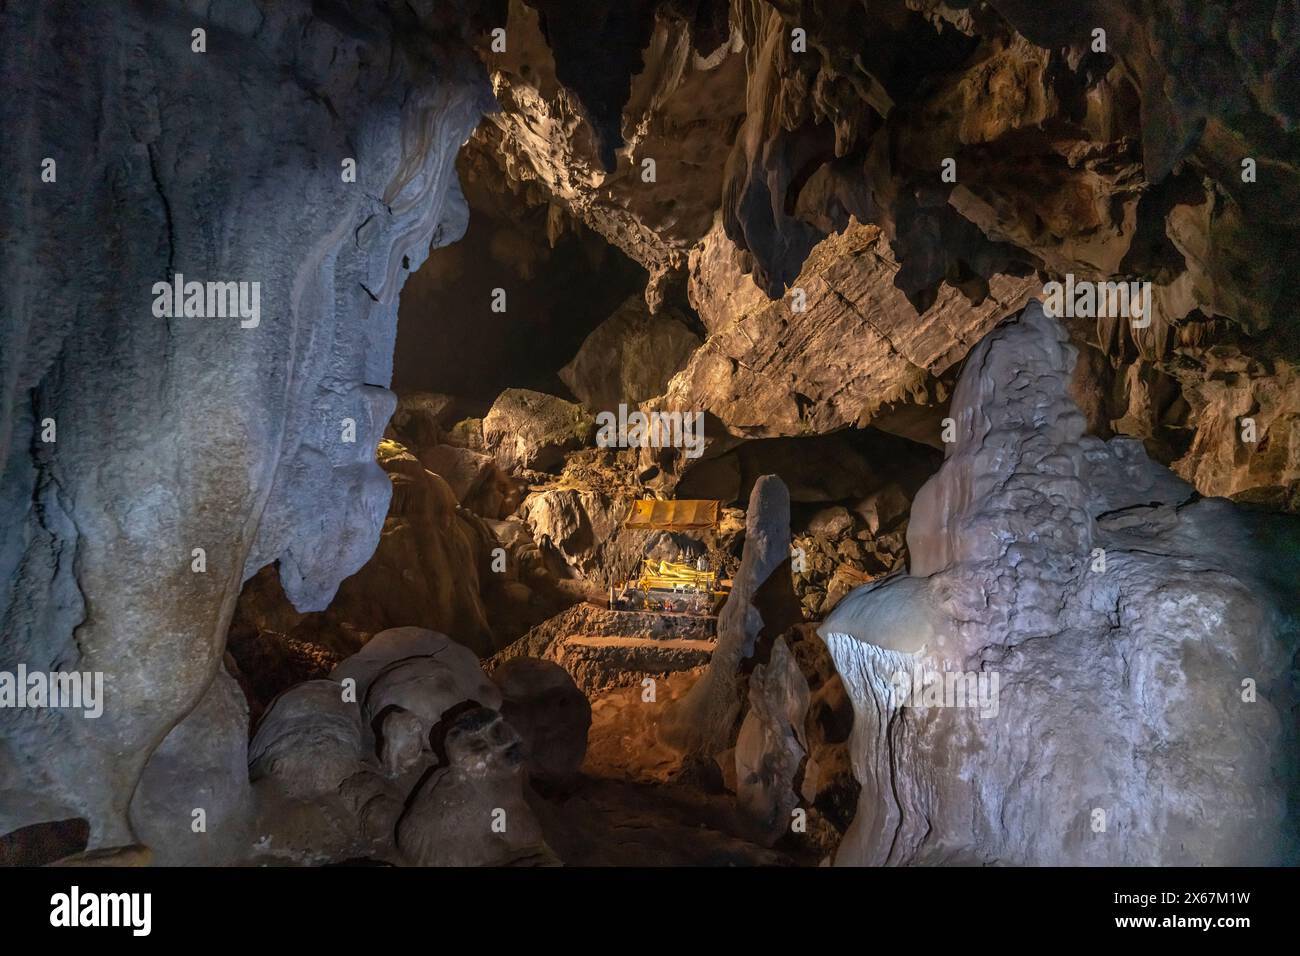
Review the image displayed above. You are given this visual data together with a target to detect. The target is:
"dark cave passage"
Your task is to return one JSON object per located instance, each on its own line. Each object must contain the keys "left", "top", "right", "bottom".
{"left": 392, "top": 154, "right": 649, "bottom": 404}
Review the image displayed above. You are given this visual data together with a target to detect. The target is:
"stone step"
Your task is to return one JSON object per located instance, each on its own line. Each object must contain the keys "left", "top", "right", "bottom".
{"left": 493, "top": 602, "right": 717, "bottom": 668}
{"left": 548, "top": 634, "right": 716, "bottom": 697}
{"left": 592, "top": 608, "right": 717, "bottom": 642}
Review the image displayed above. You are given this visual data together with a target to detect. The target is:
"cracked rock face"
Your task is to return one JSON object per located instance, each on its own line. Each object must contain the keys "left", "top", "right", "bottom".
{"left": 0, "top": 0, "right": 491, "bottom": 846}
{"left": 661, "top": 221, "right": 1036, "bottom": 441}
{"left": 474, "top": 0, "right": 748, "bottom": 307}
{"left": 819, "top": 302, "right": 1297, "bottom": 865}
{"left": 471, "top": 0, "right": 1300, "bottom": 505}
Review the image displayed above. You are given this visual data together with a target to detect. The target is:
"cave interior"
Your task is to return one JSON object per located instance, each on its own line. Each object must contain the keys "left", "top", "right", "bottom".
{"left": 1, "top": 0, "right": 1298, "bottom": 869}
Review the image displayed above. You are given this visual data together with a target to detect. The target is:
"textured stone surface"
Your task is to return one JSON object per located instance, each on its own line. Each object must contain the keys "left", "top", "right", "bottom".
{"left": 559, "top": 295, "right": 702, "bottom": 412}
{"left": 242, "top": 629, "right": 520, "bottom": 865}
{"left": 248, "top": 682, "right": 365, "bottom": 802}
{"left": 819, "top": 302, "right": 1297, "bottom": 865}
{"left": 659, "top": 222, "right": 1035, "bottom": 441}
{"left": 129, "top": 669, "right": 252, "bottom": 866}
{"left": 229, "top": 441, "right": 502, "bottom": 675}
{"left": 493, "top": 657, "right": 592, "bottom": 786}
{"left": 363, "top": 646, "right": 502, "bottom": 739}
{"left": 387, "top": 392, "right": 464, "bottom": 453}
{"left": 472, "top": 0, "right": 747, "bottom": 306}
{"left": 734, "top": 637, "right": 809, "bottom": 843}
{"left": 332, "top": 627, "right": 499, "bottom": 713}
{"left": 687, "top": 214, "right": 770, "bottom": 334}
{"left": 483, "top": 388, "right": 595, "bottom": 473}
{"left": 471, "top": 0, "right": 1300, "bottom": 505}
{"left": 396, "top": 706, "right": 550, "bottom": 866}
{"left": 521, "top": 487, "right": 645, "bottom": 588}
{"left": 418, "top": 443, "right": 501, "bottom": 507}
{"left": 0, "top": 0, "right": 490, "bottom": 846}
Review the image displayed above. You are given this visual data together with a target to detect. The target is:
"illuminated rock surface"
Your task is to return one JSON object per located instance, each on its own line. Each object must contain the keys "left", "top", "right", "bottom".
{"left": 820, "top": 303, "right": 1297, "bottom": 865}
{"left": 0, "top": 0, "right": 491, "bottom": 847}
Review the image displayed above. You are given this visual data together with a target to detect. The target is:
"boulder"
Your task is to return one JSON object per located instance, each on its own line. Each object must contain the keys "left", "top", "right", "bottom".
{"left": 493, "top": 657, "right": 592, "bottom": 786}
{"left": 418, "top": 443, "right": 498, "bottom": 504}
{"left": 331, "top": 627, "right": 499, "bottom": 713}
{"left": 363, "top": 653, "right": 502, "bottom": 741}
{"left": 248, "top": 682, "right": 365, "bottom": 802}
{"left": 492, "top": 603, "right": 718, "bottom": 698}
{"left": 483, "top": 388, "right": 594, "bottom": 473}
{"left": 851, "top": 484, "right": 911, "bottom": 536}
{"left": 559, "top": 295, "right": 702, "bottom": 412}
{"left": 387, "top": 392, "right": 461, "bottom": 453}
{"left": 444, "top": 417, "right": 487, "bottom": 451}
{"left": 416, "top": 441, "right": 520, "bottom": 519}
{"left": 807, "top": 506, "right": 853, "bottom": 537}
{"left": 396, "top": 707, "right": 549, "bottom": 866}
{"left": 521, "top": 488, "right": 645, "bottom": 588}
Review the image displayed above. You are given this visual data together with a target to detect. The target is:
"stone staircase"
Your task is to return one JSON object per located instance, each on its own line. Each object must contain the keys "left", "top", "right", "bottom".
{"left": 492, "top": 602, "right": 717, "bottom": 697}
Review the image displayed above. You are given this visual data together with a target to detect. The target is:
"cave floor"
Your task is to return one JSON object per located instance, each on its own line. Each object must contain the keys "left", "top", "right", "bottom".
{"left": 527, "top": 774, "right": 790, "bottom": 867}
{"left": 525, "top": 676, "right": 809, "bottom": 867}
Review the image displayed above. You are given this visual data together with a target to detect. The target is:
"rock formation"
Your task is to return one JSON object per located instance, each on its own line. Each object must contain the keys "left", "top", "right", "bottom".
{"left": 559, "top": 295, "right": 703, "bottom": 413}
{"left": 472, "top": 0, "right": 748, "bottom": 309}
{"left": 357, "top": 630, "right": 503, "bottom": 740}
{"left": 661, "top": 222, "right": 1036, "bottom": 441}
{"left": 492, "top": 657, "right": 592, "bottom": 787}
{"left": 819, "top": 301, "right": 1297, "bottom": 865}
{"left": 734, "top": 637, "right": 810, "bottom": 843}
{"left": 661, "top": 474, "right": 801, "bottom": 757}
{"left": 0, "top": 0, "right": 492, "bottom": 848}
{"left": 3, "top": 0, "right": 1297, "bottom": 872}
{"left": 484, "top": 388, "right": 596, "bottom": 473}
{"left": 468, "top": 0, "right": 1300, "bottom": 508}
{"left": 396, "top": 706, "right": 550, "bottom": 866}
{"left": 226, "top": 439, "right": 505, "bottom": 694}
{"left": 128, "top": 669, "right": 252, "bottom": 866}
{"left": 239, "top": 627, "right": 553, "bottom": 865}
